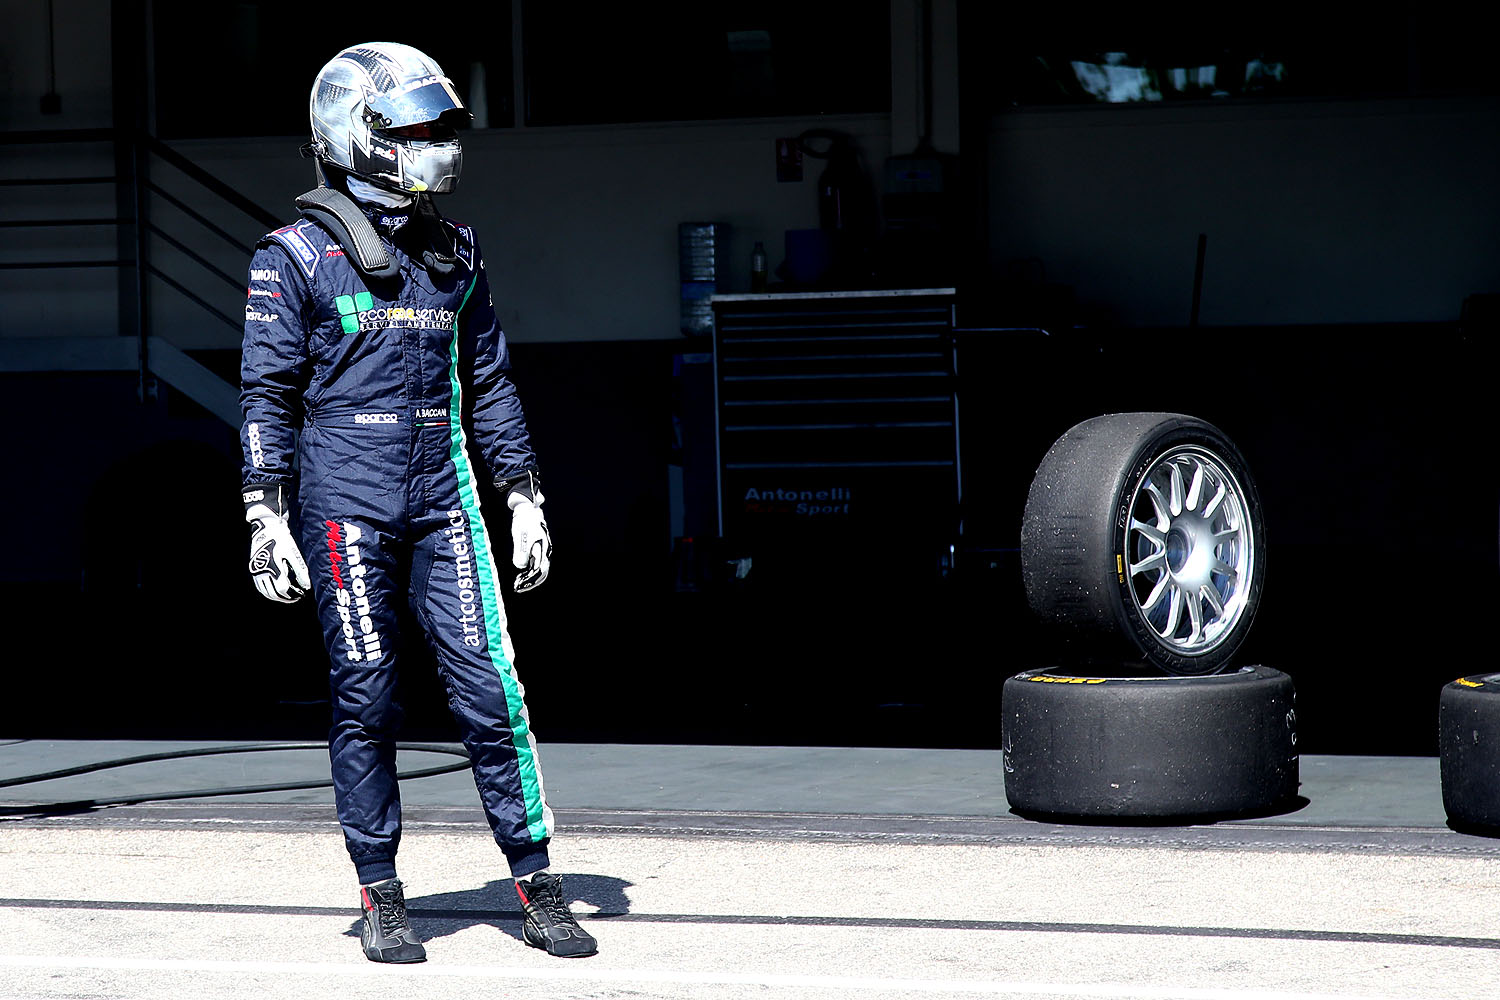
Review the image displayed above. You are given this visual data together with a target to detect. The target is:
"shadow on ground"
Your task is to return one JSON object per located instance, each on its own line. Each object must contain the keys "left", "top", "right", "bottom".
{"left": 342, "top": 873, "right": 633, "bottom": 945}
{"left": 1007, "top": 794, "right": 1312, "bottom": 828}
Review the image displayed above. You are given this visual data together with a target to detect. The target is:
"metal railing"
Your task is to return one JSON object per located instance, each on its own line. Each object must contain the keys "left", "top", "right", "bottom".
{"left": 144, "top": 137, "right": 279, "bottom": 335}
{"left": 0, "top": 128, "right": 128, "bottom": 270}
{"left": 0, "top": 127, "right": 277, "bottom": 426}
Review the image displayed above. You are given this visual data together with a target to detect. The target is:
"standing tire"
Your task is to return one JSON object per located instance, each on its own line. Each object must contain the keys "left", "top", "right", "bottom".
{"left": 1439, "top": 674, "right": 1500, "bottom": 830}
{"left": 1022, "top": 413, "right": 1266, "bottom": 676}
{"left": 1001, "top": 664, "right": 1299, "bottom": 820}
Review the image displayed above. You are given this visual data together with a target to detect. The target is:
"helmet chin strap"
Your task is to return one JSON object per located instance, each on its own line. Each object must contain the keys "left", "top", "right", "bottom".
{"left": 346, "top": 176, "right": 416, "bottom": 209}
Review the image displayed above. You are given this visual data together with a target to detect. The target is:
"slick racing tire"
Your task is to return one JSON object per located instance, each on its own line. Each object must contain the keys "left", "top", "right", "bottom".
{"left": 1022, "top": 413, "right": 1266, "bottom": 676}
{"left": 1001, "top": 665, "right": 1299, "bottom": 820}
{"left": 1439, "top": 674, "right": 1500, "bottom": 830}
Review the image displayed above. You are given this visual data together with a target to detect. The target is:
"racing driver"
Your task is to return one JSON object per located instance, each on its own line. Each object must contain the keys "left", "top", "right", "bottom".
{"left": 238, "top": 41, "right": 595, "bottom": 963}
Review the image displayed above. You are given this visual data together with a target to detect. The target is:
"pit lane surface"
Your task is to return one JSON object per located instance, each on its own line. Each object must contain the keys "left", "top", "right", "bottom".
{"left": 0, "top": 743, "right": 1496, "bottom": 999}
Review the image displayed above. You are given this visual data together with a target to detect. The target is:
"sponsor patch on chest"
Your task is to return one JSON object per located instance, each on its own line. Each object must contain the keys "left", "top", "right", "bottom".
{"left": 333, "top": 290, "right": 458, "bottom": 335}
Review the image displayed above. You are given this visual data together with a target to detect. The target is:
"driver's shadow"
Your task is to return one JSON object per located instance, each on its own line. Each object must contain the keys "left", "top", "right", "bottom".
{"left": 343, "top": 873, "right": 633, "bottom": 945}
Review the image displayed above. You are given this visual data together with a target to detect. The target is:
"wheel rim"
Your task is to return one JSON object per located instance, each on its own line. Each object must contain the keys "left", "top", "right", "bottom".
{"left": 1125, "top": 445, "right": 1256, "bottom": 659}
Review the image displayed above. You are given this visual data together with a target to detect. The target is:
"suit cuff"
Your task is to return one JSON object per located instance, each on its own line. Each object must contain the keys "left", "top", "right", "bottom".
{"left": 494, "top": 467, "right": 541, "bottom": 504}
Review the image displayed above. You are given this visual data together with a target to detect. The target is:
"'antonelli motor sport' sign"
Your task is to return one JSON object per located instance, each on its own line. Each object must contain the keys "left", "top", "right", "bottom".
{"left": 742, "top": 486, "right": 852, "bottom": 518}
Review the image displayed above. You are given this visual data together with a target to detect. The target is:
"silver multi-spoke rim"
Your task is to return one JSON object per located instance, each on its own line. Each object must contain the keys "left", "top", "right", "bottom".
{"left": 1125, "top": 445, "right": 1255, "bottom": 658}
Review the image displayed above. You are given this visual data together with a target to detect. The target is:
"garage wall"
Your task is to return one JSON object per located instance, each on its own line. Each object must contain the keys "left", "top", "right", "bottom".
{"left": 139, "top": 116, "right": 892, "bottom": 349}
{"left": 13, "top": 96, "right": 1496, "bottom": 345}
{"left": 987, "top": 96, "right": 1500, "bottom": 327}
{"left": 0, "top": 0, "right": 114, "bottom": 132}
{"left": 5, "top": 3, "right": 1498, "bottom": 341}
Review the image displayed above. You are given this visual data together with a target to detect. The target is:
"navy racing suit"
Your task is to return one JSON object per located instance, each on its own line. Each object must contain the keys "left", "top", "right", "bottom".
{"left": 239, "top": 200, "right": 554, "bottom": 883}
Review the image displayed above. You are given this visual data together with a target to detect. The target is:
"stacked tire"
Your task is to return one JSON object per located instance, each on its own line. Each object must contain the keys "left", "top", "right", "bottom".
{"left": 1435, "top": 511, "right": 1500, "bottom": 829}
{"left": 1440, "top": 674, "right": 1500, "bottom": 831}
{"left": 1005, "top": 413, "right": 1299, "bottom": 820}
{"left": 1434, "top": 506, "right": 1500, "bottom": 829}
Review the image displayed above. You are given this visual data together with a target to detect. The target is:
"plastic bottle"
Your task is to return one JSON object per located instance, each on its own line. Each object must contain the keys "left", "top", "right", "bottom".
{"left": 750, "top": 241, "right": 768, "bottom": 292}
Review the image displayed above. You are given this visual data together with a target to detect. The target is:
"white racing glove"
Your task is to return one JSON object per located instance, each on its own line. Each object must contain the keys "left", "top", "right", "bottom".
{"left": 243, "top": 485, "right": 310, "bottom": 603}
{"left": 507, "top": 490, "right": 552, "bottom": 593}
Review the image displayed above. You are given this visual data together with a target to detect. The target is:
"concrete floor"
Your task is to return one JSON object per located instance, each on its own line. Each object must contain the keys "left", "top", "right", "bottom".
{"left": 0, "top": 740, "right": 1497, "bottom": 999}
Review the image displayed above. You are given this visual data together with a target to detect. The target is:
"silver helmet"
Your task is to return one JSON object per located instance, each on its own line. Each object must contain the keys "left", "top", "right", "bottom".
{"left": 309, "top": 42, "right": 471, "bottom": 195}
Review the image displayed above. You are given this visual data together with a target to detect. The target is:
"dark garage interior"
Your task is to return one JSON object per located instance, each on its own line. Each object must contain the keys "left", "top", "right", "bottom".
{"left": 3, "top": 3, "right": 1499, "bottom": 758}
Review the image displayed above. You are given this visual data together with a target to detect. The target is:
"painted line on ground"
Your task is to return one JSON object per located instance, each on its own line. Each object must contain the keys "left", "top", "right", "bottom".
{"left": 0, "top": 954, "right": 1413, "bottom": 999}
{"left": 7, "top": 806, "right": 1498, "bottom": 860}
{"left": 0, "top": 898, "right": 1495, "bottom": 951}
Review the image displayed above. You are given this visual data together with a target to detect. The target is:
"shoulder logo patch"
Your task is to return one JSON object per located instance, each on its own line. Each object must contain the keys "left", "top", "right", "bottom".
{"left": 454, "top": 225, "right": 475, "bottom": 271}
{"left": 271, "top": 225, "right": 321, "bottom": 279}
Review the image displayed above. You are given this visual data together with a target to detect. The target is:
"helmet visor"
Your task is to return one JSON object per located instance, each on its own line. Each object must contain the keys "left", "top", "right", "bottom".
{"left": 366, "top": 77, "right": 471, "bottom": 129}
{"left": 376, "top": 120, "right": 459, "bottom": 142}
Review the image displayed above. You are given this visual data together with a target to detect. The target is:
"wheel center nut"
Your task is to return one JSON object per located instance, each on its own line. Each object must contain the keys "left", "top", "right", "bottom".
{"left": 1166, "top": 526, "right": 1192, "bottom": 574}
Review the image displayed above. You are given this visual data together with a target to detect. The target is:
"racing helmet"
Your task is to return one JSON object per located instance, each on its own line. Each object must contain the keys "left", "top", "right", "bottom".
{"left": 309, "top": 42, "right": 471, "bottom": 195}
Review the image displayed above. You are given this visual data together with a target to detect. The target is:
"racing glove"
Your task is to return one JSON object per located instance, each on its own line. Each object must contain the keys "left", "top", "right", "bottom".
{"left": 243, "top": 484, "right": 310, "bottom": 603}
{"left": 498, "top": 469, "right": 551, "bottom": 593}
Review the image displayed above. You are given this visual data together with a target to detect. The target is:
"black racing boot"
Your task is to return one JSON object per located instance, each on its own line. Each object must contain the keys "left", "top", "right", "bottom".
{"left": 516, "top": 872, "right": 598, "bottom": 957}
{"left": 359, "top": 878, "right": 427, "bottom": 963}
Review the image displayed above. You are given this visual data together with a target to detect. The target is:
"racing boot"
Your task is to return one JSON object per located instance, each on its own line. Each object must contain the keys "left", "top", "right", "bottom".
{"left": 359, "top": 878, "right": 427, "bottom": 963}
{"left": 516, "top": 872, "right": 597, "bottom": 957}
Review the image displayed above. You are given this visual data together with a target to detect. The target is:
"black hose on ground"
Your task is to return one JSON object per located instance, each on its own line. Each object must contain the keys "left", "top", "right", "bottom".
{"left": 0, "top": 741, "right": 471, "bottom": 815}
